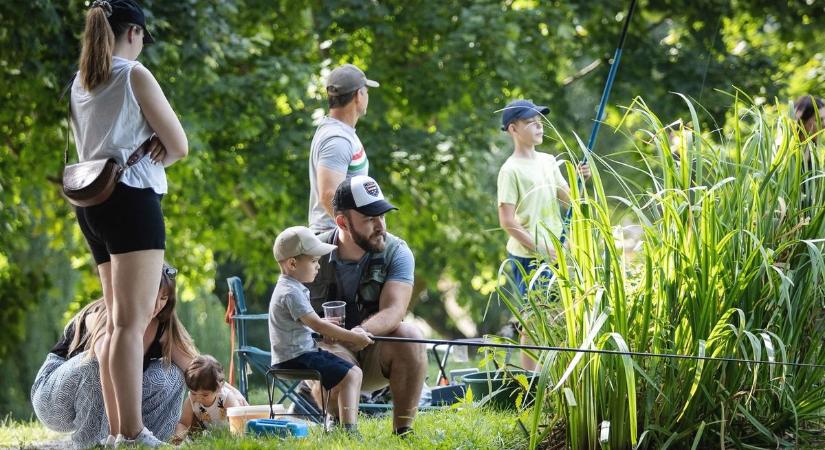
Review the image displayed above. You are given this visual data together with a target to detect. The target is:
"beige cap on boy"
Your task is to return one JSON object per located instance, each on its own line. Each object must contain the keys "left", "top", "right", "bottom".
{"left": 273, "top": 226, "right": 336, "bottom": 261}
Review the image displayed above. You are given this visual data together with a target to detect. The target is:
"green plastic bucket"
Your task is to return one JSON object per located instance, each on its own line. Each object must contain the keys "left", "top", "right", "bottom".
{"left": 462, "top": 370, "right": 537, "bottom": 410}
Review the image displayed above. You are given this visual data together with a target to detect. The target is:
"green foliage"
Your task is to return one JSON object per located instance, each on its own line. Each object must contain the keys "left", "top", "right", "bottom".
{"left": 1, "top": 0, "right": 824, "bottom": 421}
{"left": 498, "top": 96, "right": 825, "bottom": 449}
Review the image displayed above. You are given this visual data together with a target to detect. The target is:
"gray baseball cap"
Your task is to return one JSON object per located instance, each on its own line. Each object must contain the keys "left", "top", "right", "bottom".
{"left": 326, "top": 64, "right": 379, "bottom": 96}
{"left": 273, "top": 226, "right": 336, "bottom": 261}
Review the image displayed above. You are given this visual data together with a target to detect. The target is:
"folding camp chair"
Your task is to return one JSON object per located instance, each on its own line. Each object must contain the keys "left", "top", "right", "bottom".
{"left": 227, "top": 276, "right": 457, "bottom": 418}
{"left": 226, "top": 276, "right": 324, "bottom": 422}
{"left": 267, "top": 368, "right": 330, "bottom": 430}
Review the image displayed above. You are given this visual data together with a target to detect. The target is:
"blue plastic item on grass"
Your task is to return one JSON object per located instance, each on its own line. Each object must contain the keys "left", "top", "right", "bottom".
{"left": 430, "top": 384, "right": 466, "bottom": 406}
{"left": 247, "top": 418, "right": 309, "bottom": 438}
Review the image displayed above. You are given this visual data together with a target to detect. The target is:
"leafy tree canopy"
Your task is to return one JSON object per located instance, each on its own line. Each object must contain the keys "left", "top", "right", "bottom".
{"left": 1, "top": 0, "right": 822, "bottom": 416}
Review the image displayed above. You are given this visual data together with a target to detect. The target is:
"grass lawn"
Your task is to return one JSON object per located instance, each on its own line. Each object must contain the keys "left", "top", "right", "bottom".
{"left": 1, "top": 407, "right": 528, "bottom": 449}
{"left": 0, "top": 416, "right": 67, "bottom": 449}
{"left": 3, "top": 343, "right": 517, "bottom": 449}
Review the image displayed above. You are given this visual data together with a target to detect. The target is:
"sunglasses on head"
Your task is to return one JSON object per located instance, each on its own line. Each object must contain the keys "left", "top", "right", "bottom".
{"left": 163, "top": 265, "right": 177, "bottom": 279}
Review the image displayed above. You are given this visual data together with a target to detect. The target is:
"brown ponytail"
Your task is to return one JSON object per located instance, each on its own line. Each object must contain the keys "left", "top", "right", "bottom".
{"left": 78, "top": 7, "right": 115, "bottom": 91}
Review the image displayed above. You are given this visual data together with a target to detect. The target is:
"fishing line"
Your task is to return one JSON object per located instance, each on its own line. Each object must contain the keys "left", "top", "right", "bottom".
{"left": 369, "top": 335, "right": 825, "bottom": 370}
{"left": 698, "top": 15, "right": 722, "bottom": 102}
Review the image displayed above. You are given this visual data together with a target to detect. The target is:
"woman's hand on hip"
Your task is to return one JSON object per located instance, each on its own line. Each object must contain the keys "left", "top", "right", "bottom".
{"left": 147, "top": 135, "right": 167, "bottom": 165}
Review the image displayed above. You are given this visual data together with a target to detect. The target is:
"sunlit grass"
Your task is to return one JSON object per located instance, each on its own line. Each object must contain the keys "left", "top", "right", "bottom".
{"left": 1, "top": 407, "right": 527, "bottom": 450}
{"left": 0, "top": 415, "right": 67, "bottom": 448}
{"left": 190, "top": 406, "right": 526, "bottom": 449}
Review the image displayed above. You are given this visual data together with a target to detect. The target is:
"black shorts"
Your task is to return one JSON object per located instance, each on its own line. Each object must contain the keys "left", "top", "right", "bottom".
{"left": 273, "top": 349, "right": 354, "bottom": 390}
{"left": 75, "top": 182, "right": 165, "bottom": 265}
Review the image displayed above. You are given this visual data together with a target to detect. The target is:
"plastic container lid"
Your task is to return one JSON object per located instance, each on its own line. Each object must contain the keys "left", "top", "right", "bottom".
{"left": 226, "top": 404, "right": 284, "bottom": 417}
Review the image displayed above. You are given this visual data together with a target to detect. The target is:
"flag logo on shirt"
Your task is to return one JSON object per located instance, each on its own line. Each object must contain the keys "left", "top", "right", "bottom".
{"left": 349, "top": 146, "right": 368, "bottom": 172}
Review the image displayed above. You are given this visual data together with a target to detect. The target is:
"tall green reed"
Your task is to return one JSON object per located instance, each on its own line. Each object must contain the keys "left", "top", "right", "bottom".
{"left": 492, "top": 94, "right": 825, "bottom": 449}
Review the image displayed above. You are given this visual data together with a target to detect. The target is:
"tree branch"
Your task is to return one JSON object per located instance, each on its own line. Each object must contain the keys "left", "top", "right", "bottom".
{"left": 562, "top": 58, "right": 603, "bottom": 86}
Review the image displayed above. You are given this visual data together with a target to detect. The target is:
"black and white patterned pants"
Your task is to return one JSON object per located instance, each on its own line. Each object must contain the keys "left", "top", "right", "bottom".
{"left": 31, "top": 352, "right": 185, "bottom": 449}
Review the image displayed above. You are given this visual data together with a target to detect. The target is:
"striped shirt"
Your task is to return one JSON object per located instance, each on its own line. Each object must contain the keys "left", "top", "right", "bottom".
{"left": 308, "top": 117, "right": 369, "bottom": 232}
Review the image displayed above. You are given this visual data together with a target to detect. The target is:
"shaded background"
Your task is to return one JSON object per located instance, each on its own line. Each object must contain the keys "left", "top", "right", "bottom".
{"left": 1, "top": 0, "right": 823, "bottom": 417}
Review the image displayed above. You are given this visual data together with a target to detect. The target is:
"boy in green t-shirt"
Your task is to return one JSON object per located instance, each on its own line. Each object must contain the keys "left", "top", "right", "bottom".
{"left": 496, "top": 99, "right": 590, "bottom": 369}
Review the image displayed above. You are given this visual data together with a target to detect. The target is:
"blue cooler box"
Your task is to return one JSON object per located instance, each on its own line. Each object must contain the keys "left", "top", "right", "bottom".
{"left": 247, "top": 418, "right": 309, "bottom": 438}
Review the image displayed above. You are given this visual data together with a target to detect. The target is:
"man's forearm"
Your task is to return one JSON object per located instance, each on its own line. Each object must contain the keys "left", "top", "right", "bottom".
{"left": 360, "top": 308, "right": 405, "bottom": 336}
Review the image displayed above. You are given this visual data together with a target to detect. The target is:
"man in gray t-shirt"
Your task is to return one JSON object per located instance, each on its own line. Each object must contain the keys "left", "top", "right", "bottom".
{"left": 307, "top": 176, "right": 424, "bottom": 436}
{"left": 308, "top": 64, "right": 379, "bottom": 233}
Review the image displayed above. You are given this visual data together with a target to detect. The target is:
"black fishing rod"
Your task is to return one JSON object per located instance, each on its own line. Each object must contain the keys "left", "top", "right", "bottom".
{"left": 559, "top": 0, "right": 638, "bottom": 244}
{"left": 369, "top": 335, "right": 825, "bottom": 370}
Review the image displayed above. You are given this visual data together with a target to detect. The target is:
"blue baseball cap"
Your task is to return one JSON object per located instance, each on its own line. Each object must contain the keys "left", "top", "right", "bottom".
{"left": 501, "top": 99, "right": 549, "bottom": 131}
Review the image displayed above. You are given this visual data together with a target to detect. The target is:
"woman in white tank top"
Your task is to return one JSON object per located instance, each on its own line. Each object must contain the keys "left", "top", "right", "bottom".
{"left": 70, "top": 1, "right": 188, "bottom": 447}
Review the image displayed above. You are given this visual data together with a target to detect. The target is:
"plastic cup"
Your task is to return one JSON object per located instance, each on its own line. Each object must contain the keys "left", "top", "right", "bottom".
{"left": 322, "top": 301, "right": 346, "bottom": 326}
{"left": 227, "top": 404, "right": 284, "bottom": 435}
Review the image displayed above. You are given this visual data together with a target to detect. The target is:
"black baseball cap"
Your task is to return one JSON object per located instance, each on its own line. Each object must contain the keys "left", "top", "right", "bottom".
{"left": 333, "top": 175, "right": 397, "bottom": 217}
{"left": 93, "top": 0, "right": 155, "bottom": 44}
{"left": 501, "top": 99, "right": 549, "bottom": 131}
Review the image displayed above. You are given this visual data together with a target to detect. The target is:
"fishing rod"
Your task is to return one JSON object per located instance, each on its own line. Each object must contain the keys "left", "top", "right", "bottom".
{"left": 559, "top": 0, "right": 638, "bottom": 244}
{"left": 368, "top": 335, "right": 825, "bottom": 370}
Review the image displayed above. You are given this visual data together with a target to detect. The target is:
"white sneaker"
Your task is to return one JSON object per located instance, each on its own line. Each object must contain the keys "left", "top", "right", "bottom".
{"left": 99, "top": 435, "right": 116, "bottom": 448}
{"left": 114, "top": 427, "right": 167, "bottom": 447}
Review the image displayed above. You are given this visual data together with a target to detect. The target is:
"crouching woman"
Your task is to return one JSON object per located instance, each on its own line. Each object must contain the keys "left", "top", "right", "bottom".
{"left": 31, "top": 264, "right": 196, "bottom": 448}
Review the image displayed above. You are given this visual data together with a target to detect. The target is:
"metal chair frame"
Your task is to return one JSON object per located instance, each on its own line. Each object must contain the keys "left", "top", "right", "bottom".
{"left": 267, "top": 368, "right": 331, "bottom": 430}
{"left": 226, "top": 276, "right": 325, "bottom": 423}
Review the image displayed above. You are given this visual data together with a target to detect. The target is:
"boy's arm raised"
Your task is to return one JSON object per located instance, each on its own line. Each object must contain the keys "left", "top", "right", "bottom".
{"left": 557, "top": 162, "right": 591, "bottom": 205}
